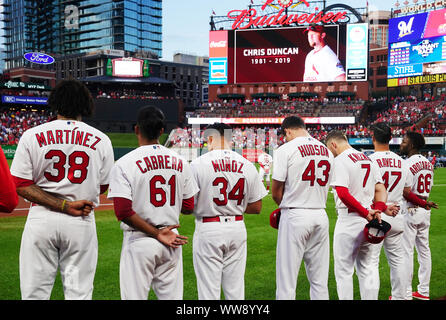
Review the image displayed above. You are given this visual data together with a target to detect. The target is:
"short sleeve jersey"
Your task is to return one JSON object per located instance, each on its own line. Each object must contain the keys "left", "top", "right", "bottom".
{"left": 107, "top": 144, "right": 199, "bottom": 230}
{"left": 10, "top": 119, "right": 114, "bottom": 207}
{"left": 272, "top": 136, "right": 334, "bottom": 209}
{"left": 303, "top": 45, "right": 345, "bottom": 82}
{"left": 404, "top": 154, "right": 434, "bottom": 200}
{"left": 258, "top": 152, "right": 273, "bottom": 173}
{"left": 330, "top": 148, "right": 383, "bottom": 211}
{"left": 190, "top": 149, "right": 268, "bottom": 218}
{"left": 369, "top": 151, "right": 411, "bottom": 206}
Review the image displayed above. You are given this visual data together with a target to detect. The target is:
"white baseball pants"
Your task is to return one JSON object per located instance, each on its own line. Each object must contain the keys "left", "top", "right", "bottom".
{"left": 20, "top": 206, "right": 98, "bottom": 300}
{"left": 401, "top": 207, "right": 431, "bottom": 299}
{"left": 369, "top": 214, "right": 407, "bottom": 300}
{"left": 193, "top": 217, "right": 247, "bottom": 300}
{"left": 119, "top": 229, "right": 183, "bottom": 300}
{"left": 333, "top": 210, "right": 377, "bottom": 300}
{"left": 275, "top": 208, "right": 330, "bottom": 300}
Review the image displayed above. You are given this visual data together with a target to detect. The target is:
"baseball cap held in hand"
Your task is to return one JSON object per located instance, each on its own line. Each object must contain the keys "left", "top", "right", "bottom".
{"left": 364, "top": 218, "right": 392, "bottom": 244}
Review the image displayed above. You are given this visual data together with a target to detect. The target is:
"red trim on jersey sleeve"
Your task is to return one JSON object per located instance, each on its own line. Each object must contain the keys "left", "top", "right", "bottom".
{"left": 181, "top": 196, "right": 194, "bottom": 212}
{"left": 371, "top": 201, "right": 388, "bottom": 212}
{"left": 335, "top": 186, "right": 369, "bottom": 218}
{"left": 113, "top": 197, "right": 136, "bottom": 221}
{"left": 404, "top": 191, "right": 427, "bottom": 208}
{"left": 13, "top": 176, "right": 35, "bottom": 188}
{"left": 100, "top": 185, "right": 109, "bottom": 194}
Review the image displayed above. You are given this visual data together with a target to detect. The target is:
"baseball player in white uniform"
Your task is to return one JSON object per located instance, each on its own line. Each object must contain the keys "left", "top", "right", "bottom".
{"left": 325, "top": 130, "right": 398, "bottom": 300}
{"left": 10, "top": 80, "right": 115, "bottom": 300}
{"left": 368, "top": 123, "right": 410, "bottom": 300}
{"left": 303, "top": 24, "right": 346, "bottom": 82}
{"left": 400, "top": 132, "right": 438, "bottom": 300}
{"left": 272, "top": 116, "right": 334, "bottom": 300}
{"left": 190, "top": 123, "right": 268, "bottom": 300}
{"left": 257, "top": 151, "right": 273, "bottom": 191}
{"left": 107, "top": 106, "right": 199, "bottom": 300}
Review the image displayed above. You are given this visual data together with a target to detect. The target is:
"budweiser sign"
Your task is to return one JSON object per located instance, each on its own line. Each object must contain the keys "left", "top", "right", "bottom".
{"left": 227, "top": 0, "right": 348, "bottom": 30}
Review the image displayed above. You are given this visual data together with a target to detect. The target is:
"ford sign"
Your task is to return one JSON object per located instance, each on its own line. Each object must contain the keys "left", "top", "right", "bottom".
{"left": 23, "top": 52, "right": 55, "bottom": 65}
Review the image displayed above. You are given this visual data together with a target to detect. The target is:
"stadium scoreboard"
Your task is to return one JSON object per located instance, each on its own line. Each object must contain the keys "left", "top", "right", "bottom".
{"left": 388, "top": 8, "right": 446, "bottom": 87}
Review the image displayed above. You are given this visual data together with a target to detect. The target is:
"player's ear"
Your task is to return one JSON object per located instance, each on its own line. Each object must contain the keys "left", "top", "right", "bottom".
{"left": 321, "top": 32, "right": 326, "bottom": 40}
{"left": 135, "top": 125, "right": 140, "bottom": 136}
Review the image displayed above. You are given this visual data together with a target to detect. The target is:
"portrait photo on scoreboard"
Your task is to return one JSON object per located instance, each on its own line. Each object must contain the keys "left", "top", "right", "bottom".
{"left": 233, "top": 25, "right": 347, "bottom": 84}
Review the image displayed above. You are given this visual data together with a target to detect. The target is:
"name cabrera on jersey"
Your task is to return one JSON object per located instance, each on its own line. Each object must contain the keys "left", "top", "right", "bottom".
{"left": 272, "top": 136, "right": 334, "bottom": 209}
{"left": 331, "top": 148, "right": 383, "bottom": 211}
{"left": 404, "top": 154, "right": 434, "bottom": 200}
{"left": 10, "top": 120, "right": 114, "bottom": 207}
{"left": 107, "top": 145, "right": 199, "bottom": 230}
{"left": 304, "top": 45, "right": 345, "bottom": 82}
{"left": 190, "top": 150, "right": 268, "bottom": 218}
{"left": 369, "top": 151, "right": 411, "bottom": 206}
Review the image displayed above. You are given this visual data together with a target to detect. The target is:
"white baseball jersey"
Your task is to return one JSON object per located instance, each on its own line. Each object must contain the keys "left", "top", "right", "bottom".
{"left": 272, "top": 136, "right": 334, "bottom": 209}
{"left": 404, "top": 154, "right": 434, "bottom": 200}
{"left": 331, "top": 148, "right": 383, "bottom": 211}
{"left": 303, "top": 45, "right": 345, "bottom": 82}
{"left": 258, "top": 152, "right": 273, "bottom": 174}
{"left": 190, "top": 149, "right": 267, "bottom": 218}
{"left": 10, "top": 119, "right": 114, "bottom": 207}
{"left": 107, "top": 144, "right": 199, "bottom": 230}
{"left": 369, "top": 151, "right": 411, "bottom": 206}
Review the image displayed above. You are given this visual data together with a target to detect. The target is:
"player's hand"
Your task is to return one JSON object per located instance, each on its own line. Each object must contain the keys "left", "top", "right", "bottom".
{"left": 366, "top": 209, "right": 382, "bottom": 223}
{"left": 384, "top": 203, "right": 400, "bottom": 217}
{"left": 425, "top": 201, "right": 438, "bottom": 210}
{"left": 156, "top": 225, "right": 188, "bottom": 248}
{"left": 64, "top": 200, "right": 94, "bottom": 217}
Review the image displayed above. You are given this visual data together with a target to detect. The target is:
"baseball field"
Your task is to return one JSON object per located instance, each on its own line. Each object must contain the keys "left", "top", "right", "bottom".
{"left": 1, "top": 139, "right": 445, "bottom": 300}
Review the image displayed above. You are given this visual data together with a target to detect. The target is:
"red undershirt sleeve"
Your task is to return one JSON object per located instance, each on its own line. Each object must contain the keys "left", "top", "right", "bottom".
{"left": 335, "top": 186, "right": 369, "bottom": 218}
{"left": 404, "top": 191, "right": 427, "bottom": 208}
{"left": 100, "top": 185, "right": 109, "bottom": 194}
{"left": 13, "top": 176, "right": 34, "bottom": 188}
{"left": 181, "top": 196, "right": 194, "bottom": 212}
{"left": 113, "top": 197, "right": 136, "bottom": 221}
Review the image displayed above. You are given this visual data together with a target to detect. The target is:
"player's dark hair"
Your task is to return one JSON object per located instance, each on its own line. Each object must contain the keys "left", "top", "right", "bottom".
{"left": 48, "top": 79, "right": 94, "bottom": 118}
{"left": 325, "top": 130, "right": 348, "bottom": 143}
{"left": 137, "top": 106, "right": 165, "bottom": 140}
{"left": 371, "top": 122, "right": 392, "bottom": 144}
{"left": 281, "top": 116, "right": 306, "bottom": 132}
{"left": 204, "top": 122, "right": 232, "bottom": 139}
{"left": 405, "top": 131, "right": 425, "bottom": 151}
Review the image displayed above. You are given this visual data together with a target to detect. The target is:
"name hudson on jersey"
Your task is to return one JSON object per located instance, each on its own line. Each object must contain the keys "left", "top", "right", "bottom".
{"left": 35, "top": 129, "right": 102, "bottom": 150}
{"left": 136, "top": 155, "right": 184, "bottom": 173}
{"left": 298, "top": 144, "right": 330, "bottom": 158}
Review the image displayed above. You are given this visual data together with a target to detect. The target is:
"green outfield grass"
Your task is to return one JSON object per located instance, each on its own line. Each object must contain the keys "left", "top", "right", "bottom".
{"left": 1, "top": 167, "right": 445, "bottom": 300}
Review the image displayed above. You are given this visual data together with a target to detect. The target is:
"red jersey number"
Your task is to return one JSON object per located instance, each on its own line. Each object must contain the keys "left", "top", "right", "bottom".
{"left": 301, "top": 160, "right": 331, "bottom": 187}
{"left": 149, "top": 175, "right": 176, "bottom": 207}
{"left": 213, "top": 177, "right": 245, "bottom": 206}
{"left": 44, "top": 150, "right": 89, "bottom": 184}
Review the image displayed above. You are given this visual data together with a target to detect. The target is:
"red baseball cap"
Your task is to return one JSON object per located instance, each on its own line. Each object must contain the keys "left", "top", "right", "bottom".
{"left": 303, "top": 24, "right": 325, "bottom": 34}
{"left": 363, "top": 219, "right": 392, "bottom": 244}
{"left": 269, "top": 208, "right": 281, "bottom": 229}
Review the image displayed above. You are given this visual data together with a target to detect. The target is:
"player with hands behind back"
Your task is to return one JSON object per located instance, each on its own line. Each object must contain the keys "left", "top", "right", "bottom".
{"left": 325, "top": 130, "right": 398, "bottom": 300}
{"left": 107, "top": 106, "right": 199, "bottom": 300}
{"left": 10, "top": 80, "right": 115, "bottom": 300}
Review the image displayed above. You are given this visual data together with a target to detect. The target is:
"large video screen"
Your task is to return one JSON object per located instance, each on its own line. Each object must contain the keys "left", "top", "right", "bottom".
{"left": 209, "top": 24, "right": 368, "bottom": 85}
{"left": 388, "top": 8, "right": 446, "bottom": 79}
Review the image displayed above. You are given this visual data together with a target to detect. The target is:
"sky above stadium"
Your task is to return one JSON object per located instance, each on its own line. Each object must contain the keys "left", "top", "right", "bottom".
{"left": 162, "top": 0, "right": 395, "bottom": 61}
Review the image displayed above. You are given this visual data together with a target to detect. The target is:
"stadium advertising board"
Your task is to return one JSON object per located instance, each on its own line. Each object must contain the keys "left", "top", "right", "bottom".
{"left": 188, "top": 116, "right": 355, "bottom": 125}
{"left": 107, "top": 58, "right": 149, "bottom": 78}
{"left": 209, "top": 31, "right": 229, "bottom": 84}
{"left": 214, "top": 23, "right": 367, "bottom": 85}
{"left": 1, "top": 95, "right": 48, "bottom": 105}
{"left": 387, "top": 73, "right": 446, "bottom": 87}
{"left": 388, "top": 8, "right": 446, "bottom": 83}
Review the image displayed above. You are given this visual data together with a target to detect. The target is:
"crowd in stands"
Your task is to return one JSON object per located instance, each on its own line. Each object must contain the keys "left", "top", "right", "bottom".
{"left": 0, "top": 109, "right": 53, "bottom": 145}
